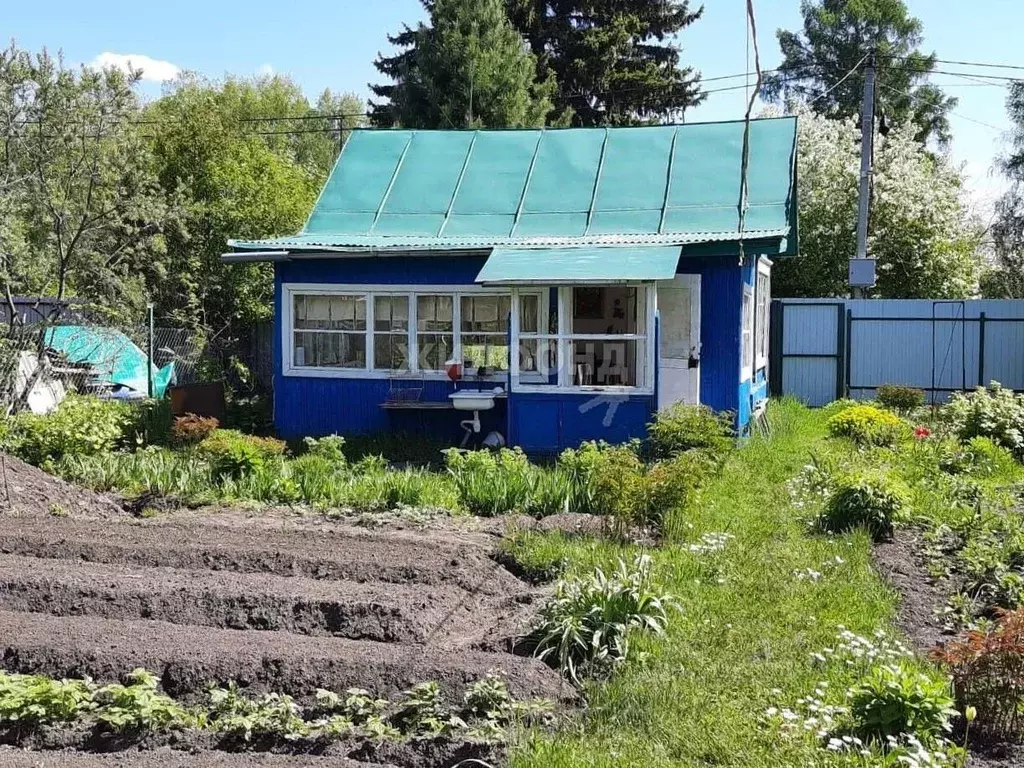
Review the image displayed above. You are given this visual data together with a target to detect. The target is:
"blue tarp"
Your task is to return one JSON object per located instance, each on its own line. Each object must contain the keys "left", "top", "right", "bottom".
{"left": 46, "top": 326, "right": 174, "bottom": 398}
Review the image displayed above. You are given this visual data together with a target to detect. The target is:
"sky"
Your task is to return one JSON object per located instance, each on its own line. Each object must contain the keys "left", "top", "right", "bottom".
{"left": 4, "top": 0, "right": 1020, "bottom": 212}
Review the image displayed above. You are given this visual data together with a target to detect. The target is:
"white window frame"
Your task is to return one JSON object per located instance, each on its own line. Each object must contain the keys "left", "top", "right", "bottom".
{"left": 282, "top": 283, "right": 542, "bottom": 380}
{"left": 511, "top": 283, "right": 657, "bottom": 396}
{"left": 755, "top": 258, "right": 772, "bottom": 371}
{"left": 741, "top": 282, "right": 754, "bottom": 382}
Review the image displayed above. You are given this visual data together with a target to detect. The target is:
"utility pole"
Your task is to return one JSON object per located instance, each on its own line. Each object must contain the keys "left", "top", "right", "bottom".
{"left": 851, "top": 50, "right": 877, "bottom": 298}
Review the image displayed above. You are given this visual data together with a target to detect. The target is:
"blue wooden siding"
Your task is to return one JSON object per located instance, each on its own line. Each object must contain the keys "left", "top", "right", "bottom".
{"left": 272, "top": 254, "right": 752, "bottom": 446}
{"left": 509, "top": 392, "right": 654, "bottom": 454}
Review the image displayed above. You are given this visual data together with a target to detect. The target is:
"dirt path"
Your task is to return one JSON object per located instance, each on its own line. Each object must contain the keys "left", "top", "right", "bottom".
{"left": 0, "top": 510, "right": 563, "bottom": 766}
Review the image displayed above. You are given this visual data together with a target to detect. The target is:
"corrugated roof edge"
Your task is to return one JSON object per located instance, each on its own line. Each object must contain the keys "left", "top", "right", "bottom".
{"left": 223, "top": 227, "right": 791, "bottom": 262}
{"left": 339, "top": 114, "right": 797, "bottom": 134}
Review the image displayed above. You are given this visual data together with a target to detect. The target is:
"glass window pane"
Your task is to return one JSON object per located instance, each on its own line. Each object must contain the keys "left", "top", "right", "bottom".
{"left": 571, "top": 286, "right": 638, "bottom": 335}
{"left": 294, "top": 294, "right": 365, "bottom": 331}
{"left": 461, "top": 295, "right": 510, "bottom": 334}
{"left": 519, "top": 338, "right": 557, "bottom": 381}
{"left": 374, "top": 333, "right": 409, "bottom": 371}
{"left": 417, "top": 333, "right": 453, "bottom": 370}
{"left": 418, "top": 295, "right": 453, "bottom": 331}
{"left": 462, "top": 334, "right": 508, "bottom": 371}
{"left": 570, "top": 339, "right": 637, "bottom": 386}
{"left": 294, "top": 331, "right": 365, "bottom": 368}
{"left": 519, "top": 294, "right": 539, "bottom": 334}
{"left": 374, "top": 295, "right": 409, "bottom": 332}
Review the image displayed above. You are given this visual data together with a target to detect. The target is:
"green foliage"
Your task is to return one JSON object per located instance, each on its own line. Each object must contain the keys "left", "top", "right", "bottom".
{"left": 303, "top": 434, "right": 346, "bottom": 464}
{"left": 532, "top": 553, "right": 674, "bottom": 684}
{"left": 505, "top": 0, "right": 705, "bottom": 126}
{"left": 391, "top": 682, "right": 463, "bottom": 738}
{"left": 7, "top": 395, "right": 130, "bottom": 464}
{"left": 171, "top": 414, "right": 220, "bottom": 447}
{"left": 646, "top": 403, "right": 733, "bottom": 461}
{"left": 94, "top": 668, "right": 194, "bottom": 733}
{"left": 124, "top": 399, "right": 175, "bottom": 446}
{"left": 940, "top": 383, "right": 1024, "bottom": 457}
{"left": 764, "top": 0, "right": 954, "bottom": 145}
{"left": 0, "top": 672, "right": 96, "bottom": 726}
{"left": 774, "top": 108, "right": 980, "bottom": 300}
{"left": 876, "top": 384, "right": 926, "bottom": 413}
{"left": 145, "top": 74, "right": 362, "bottom": 333}
{"left": 826, "top": 404, "right": 908, "bottom": 447}
{"left": 207, "top": 683, "right": 307, "bottom": 741}
{"left": 963, "top": 436, "right": 1018, "bottom": 477}
{"left": 0, "top": 43, "right": 173, "bottom": 322}
{"left": 847, "top": 663, "right": 956, "bottom": 743}
{"left": 444, "top": 446, "right": 577, "bottom": 516}
{"left": 819, "top": 470, "right": 908, "bottom": 541}
{"left": 372, "top": 0, "right": 556, "bottom": 129}
{"left": 198, "top": 429, "right": 287, "bottom": 478}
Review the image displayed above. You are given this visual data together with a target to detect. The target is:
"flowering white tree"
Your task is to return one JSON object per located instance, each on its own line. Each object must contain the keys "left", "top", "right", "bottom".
{"left": 774, "top": 107, "right": 981, "bottom": 298}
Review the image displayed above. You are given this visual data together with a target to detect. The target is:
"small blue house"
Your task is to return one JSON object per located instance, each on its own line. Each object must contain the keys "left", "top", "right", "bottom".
{"left": 225, "top": 117, "right": 798, "bottom": 452}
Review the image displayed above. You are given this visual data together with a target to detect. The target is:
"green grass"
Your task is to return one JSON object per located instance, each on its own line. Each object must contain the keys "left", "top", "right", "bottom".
{"left": 509, "top": 399, "right": 929, "bottom": 767}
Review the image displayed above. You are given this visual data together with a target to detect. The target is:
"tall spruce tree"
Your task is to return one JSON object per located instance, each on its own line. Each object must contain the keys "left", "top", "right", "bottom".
{"left": 764, "top": 0, "right": 955, "bottom": 146}
{"left": 507, "top": 0, "right": 705, "bottom": 125}
{"left": 369, "top": 0, "right": 556, "bottom": 129}
{"left": 372, "top": 0, "right": 705, "bottom": 128}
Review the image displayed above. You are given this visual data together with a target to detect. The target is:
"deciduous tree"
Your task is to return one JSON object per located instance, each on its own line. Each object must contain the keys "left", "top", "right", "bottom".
{"left": 765, "top": 0, "right": 955, "bottom": 146}
{"left": 774, "top": 107, "right": 980, "bottom": 298}
{"left": 980, "top": 82, "right": 1024, "bottom": 298}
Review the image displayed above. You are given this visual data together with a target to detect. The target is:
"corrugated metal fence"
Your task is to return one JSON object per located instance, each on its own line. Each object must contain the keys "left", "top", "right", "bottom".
{"left": 769, "top": 299, "right": 1024, "bottom": 406}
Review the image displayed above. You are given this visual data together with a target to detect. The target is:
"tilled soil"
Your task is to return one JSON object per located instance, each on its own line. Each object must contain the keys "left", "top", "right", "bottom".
{"left": 0, "top": 453, "right": 124, "bottom": 519}
{"left": 0, "top": 511, "right": 564, "bottom": 767}
{"left": 0, "top": 747, "right": 396, "bottom": 767}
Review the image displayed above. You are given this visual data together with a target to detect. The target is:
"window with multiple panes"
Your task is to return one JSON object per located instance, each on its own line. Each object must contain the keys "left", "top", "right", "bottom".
{"left": 461, "top": 294, "right": 512, "bottom": 372}
{"left": 741, "top": 284, "right": 754, "bottom": 381}
{"left": 373, "top": 295, "right": 409, "bottom": 371}
{"left": 292, "top": 294, "right": 367, "bottom": 369}
{"left": 416, "top": 294, "right": 454, "bottom": 371}
{"left": 755, "top": 260, "right": 771, "bottom": 370}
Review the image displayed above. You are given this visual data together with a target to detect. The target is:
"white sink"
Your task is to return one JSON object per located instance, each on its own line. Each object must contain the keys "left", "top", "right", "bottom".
{"left": 449, "top": 390, "right": 496, "bottom": 411}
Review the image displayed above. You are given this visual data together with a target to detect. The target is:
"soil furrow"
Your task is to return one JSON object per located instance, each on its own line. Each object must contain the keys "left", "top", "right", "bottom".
{"left": 0, "top": 610, "right": 564, "bottom": 704}
{"left": 0, "top": 554, "right": 472, "bottom": 643}
{"left": 0, "top": 747, "right": 394, "bottom": 767}
{"left": 0, "top": 517, "right": 520, "bottom": 596}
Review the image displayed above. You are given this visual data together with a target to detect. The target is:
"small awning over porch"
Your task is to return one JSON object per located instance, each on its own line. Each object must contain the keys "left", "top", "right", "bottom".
{"left": 475, "top": 245, "right": 682, "bottom": 285}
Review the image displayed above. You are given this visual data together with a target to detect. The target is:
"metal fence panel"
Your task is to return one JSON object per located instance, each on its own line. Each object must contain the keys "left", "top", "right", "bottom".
{"left": 771, "top": 299, "right": 1024, "bottom": 405}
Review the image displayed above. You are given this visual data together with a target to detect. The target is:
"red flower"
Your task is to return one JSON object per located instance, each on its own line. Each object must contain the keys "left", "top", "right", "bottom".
{"left": 914, "top": 426, "right": 931, "bottom": 438}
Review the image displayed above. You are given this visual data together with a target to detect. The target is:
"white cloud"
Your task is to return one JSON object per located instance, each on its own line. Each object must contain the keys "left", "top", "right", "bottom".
{"left": 256, "top": 63, "right": 275, "bottom": 77}
{"left": 89, "top": 52, "right": 181, "bottom": 83}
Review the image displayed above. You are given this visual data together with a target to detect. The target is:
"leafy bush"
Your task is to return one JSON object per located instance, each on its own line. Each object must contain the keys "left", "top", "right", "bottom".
{"left": 931, "top": 607, "right": 1024, "bottom": 739}
{"left": 646, "top": 403, "right": 733, "bottom": 461}
{"left": 171, "top": 414, "right": 219, "bottom": 447}
{"left": 0, "top": 672, "right": 96, "bottom": 725}
{"left": 847, "top": 663, "right": 956, "bottom": 743}
{"left": 207, "top": 683, "right": 307, "bottom": 741}
{"left": 94, "top": 668, "right": 193, "bottom": 733}
{"left": 827, "top": 404, "right": 908, "bottom": 447}
{"left": 391, "top": 682, "right": 461, "bottom": 738}
{"left": 303, "top": 434, "right": 346, "bottom": 464}
{"left": 532, "top": 553, "right": 674, "bottom": 684}
{"left": 199, "top": 429, "right": 287, "bottom": 478}
{"left": 963, "top": 436, "right": 1018, "bottom": 477}
{"left": 445, "top": 447, "right": 539, "bottom": 516}
{"left": 876, "top": 384, "right": 926, "bottom": 412}
{"left": 7, "top": 395, "right": 129, "bottom": 464}
{"left": 940, "top": 383, "right": 1024, "bottom": 457}
{"left": 818, "top": 471, "right": 908, "bottom": 541}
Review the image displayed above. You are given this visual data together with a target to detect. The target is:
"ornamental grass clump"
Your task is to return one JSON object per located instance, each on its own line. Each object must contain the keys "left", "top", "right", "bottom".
{"left": 826, "top": 404, "right": 909, "bottom": 448}
{"left": 532, "top": 553, "right": 675, "bottom": 685}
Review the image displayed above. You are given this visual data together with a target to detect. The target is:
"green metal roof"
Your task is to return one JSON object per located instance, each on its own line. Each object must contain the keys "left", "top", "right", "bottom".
{"left": 228, "top": 117, "right": 798, "bottom": 255}
{"left": 477, "top": 246, "right": 682, "bottom": 284}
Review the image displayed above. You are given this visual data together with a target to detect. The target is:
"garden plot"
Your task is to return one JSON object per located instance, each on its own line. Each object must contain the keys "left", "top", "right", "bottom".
{"left": 0, "top": 512, "right": 563, "bottom": 766}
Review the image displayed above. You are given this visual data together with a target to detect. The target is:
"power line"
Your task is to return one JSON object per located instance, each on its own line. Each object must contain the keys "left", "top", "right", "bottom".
{"left": 808, "top": 54, "right": 869, "bottom": 105}
{"left": 879, "top": 81, "right": 1006, "bottom": 132}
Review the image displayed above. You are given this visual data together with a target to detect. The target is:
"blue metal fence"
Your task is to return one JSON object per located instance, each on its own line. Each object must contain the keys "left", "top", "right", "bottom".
{"left": 769, "top": 299, "right": 1024, "bottom": 406}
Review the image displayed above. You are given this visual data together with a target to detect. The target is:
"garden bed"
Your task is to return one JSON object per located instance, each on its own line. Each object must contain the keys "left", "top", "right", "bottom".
{"left": 0, "top": 508, "right": 564, "bottom": 766}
